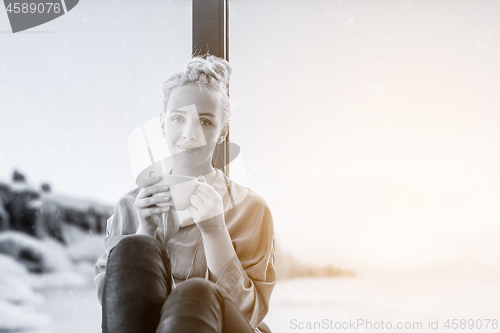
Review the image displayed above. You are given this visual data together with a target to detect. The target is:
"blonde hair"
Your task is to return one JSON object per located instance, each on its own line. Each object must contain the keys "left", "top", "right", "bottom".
{"left": 161, "top": 53, "right": 232, "bottom": 127}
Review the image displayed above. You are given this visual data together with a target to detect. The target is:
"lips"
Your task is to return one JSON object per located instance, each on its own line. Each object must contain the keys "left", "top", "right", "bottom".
{"left": 178, "top": 145, "right": 200, "bottom": 153}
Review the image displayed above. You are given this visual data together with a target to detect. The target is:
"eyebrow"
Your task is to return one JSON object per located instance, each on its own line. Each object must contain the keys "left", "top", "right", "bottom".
{"left": 169, "top": 110, "right": 216, "bottom": 118}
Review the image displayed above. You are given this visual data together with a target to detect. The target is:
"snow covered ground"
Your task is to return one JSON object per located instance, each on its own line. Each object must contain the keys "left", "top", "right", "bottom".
{"left": 267, "top": 276, "right": 500, "bottom": 332}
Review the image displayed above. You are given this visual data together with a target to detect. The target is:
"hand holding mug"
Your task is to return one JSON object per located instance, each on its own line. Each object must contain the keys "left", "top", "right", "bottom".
{"left": 134, "top": 175, "right": 172, "bottom": 233}
{"left": 187, "top": 175, "right": 225, "bottom": 232}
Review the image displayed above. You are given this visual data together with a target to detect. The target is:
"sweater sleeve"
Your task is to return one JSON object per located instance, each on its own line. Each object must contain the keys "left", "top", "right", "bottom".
{"left": 94, "top": 187, "right": 141, "bottom": 304}
{"left": 214, "top": 191, "right": 277, "bottom": 330}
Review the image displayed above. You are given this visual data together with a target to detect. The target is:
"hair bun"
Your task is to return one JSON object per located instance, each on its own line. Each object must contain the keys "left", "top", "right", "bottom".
{"left": 186, "top": 54, "right": 231, "bottom": 89}
{"left": 206, "top": 55, "right": 232, "bottom": 86}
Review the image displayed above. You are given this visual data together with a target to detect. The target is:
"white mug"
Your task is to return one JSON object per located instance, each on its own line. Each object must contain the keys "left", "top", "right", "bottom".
{"left": 150, "top": 172, "right": 199, "bottom": 211}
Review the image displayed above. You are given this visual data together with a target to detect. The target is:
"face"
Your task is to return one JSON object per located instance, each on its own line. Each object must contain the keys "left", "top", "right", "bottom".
{"left": 160, "top": 83, "right": 227, "bottom": 169}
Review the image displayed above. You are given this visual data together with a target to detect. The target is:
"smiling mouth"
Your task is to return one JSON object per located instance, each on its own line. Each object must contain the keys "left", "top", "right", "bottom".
{"left": 178, "top": 145, "right": 200, "bottom": 153}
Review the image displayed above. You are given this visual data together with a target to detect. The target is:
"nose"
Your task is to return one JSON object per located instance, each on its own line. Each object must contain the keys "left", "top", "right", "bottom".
{"left": 181, "top": 120, "right": 201, "bottom": 141}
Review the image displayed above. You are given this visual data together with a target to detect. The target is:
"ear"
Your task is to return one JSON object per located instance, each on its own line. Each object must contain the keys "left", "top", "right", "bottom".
{"left": 159, "top": 112, "right": 166, "bottom": 136}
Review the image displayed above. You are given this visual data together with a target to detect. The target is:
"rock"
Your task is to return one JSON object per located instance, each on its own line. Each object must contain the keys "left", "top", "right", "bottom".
{"left": 0, "top": 231, "right": 73, "bottom": 273}
{"left": 0, "top": 275, "right": 44, "bottom": 305}
{"left": 34, "top": 193, "right": 113, "bottom": 245}
{"left": 2, "top": 180, "right": 40, "bottom": 236}
{"left": 0, "top": 202, "right": 8, "bottom": 232}
{"left": 0, "top": 253, "right": 29, "bottom": 277}
{"left": 0, "top": 253, "right": 43, "bottom": 305}
{"left": 1, "top": 178, "right": 113, "bottom": 247}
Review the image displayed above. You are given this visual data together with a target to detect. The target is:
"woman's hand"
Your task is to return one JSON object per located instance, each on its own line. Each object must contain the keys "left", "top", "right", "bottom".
{"left": 187, "top": 175, "right": 225, "bottom": 233}
{"left": 134, "top": 175, "right": 172, "bottom": 235}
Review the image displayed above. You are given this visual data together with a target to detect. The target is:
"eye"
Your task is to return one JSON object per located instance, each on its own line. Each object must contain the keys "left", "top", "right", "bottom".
{"left": 200, "top": 118, "right": 212, "bottom": 126}
{"left": 170, "top": 116, "right": 184, "bottom": 122}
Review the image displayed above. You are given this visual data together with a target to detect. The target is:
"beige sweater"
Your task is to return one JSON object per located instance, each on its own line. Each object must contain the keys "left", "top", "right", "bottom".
{"left": 94, "top": 168, "right": 276, "bottom": 333}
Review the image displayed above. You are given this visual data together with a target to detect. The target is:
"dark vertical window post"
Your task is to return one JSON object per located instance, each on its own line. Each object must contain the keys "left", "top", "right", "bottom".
{"left": 193, "top": 0, "right": 230, "bottom": 176}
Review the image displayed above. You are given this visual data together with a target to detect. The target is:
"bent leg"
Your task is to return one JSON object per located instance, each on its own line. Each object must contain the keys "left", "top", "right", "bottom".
{"left": 156, "top": 277, "right": 255, "bottom": 333}
{"left": 102, "top": 235, "right": 172, "bottom": 333}
{"left": 220, "top": 295, "right": 256, "bottom": 333}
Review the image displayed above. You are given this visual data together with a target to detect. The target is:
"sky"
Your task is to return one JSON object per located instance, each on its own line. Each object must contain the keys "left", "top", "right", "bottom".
{"left": 1, "top": 0, "right": 500, "bottom": 276}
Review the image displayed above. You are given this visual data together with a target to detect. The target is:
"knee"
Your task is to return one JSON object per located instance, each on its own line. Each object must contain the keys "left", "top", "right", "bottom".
{"left": 161, "top": 278, "right": 224, "bottom": 322}
{"left": 174, "top": 278, "right": 222, "bottom": 303}
{"left": 109, "top": 235, "right": 169, "bottom": 269}
{"left": 113, "top": 234, "right": 162, "bottom": 256}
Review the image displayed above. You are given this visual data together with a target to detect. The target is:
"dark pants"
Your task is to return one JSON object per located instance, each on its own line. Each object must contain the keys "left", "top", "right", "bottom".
{"left": 101, "top": 235, "right": 256, "bottom": 333}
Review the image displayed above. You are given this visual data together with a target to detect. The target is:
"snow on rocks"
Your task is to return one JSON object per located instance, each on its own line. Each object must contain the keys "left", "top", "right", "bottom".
{"left": 0, "top": 299, "right": 51, "bottom": 331}
{"left": 0, "top": 253, "right": 50, "bottom": 331}
{"left": 0, "top": 231, "right": 99, "bottom": 331}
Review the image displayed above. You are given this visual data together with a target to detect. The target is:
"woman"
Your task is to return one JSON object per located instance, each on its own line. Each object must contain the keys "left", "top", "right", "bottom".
{"left": 94, "top": 54, "right": 277, "bottom": 333}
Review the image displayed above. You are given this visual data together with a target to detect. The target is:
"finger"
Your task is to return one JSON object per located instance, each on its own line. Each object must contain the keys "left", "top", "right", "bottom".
{"left": 137, "top": 185, "right": 170, "bottom": 200}
{"left": 194, "top": 188, "right": 210, "bottom": 202}
{"left": 138, "top": 195, "right": 172, "bottom": 209}
{"left": 145, "top": 185, "right": 170, "bottom": 197}
{"left": 142, "top": 175, "right": 162, "bottom": 187}
{"left": 136, "top": 196, "right": 156, "bottom": 209}
{"left": 189, "top": 193, "right": 204, "bottom": 208}
{"left": 196, "top": 183, "right": 213, "bottom": 198}
{"left": 187, "top": 204, "right": 197, "bottom": 219}
{"left": 150, "top": 193, "right": 174, "bottom": 208}
{"left": 139, "top": 206, "right": 170, "bottom": 218}
{"left": 198, "top": 175, "right": 207, "bottom": 183}
{"left": 153, "top": 191, "right": 170, "bottom": 197}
